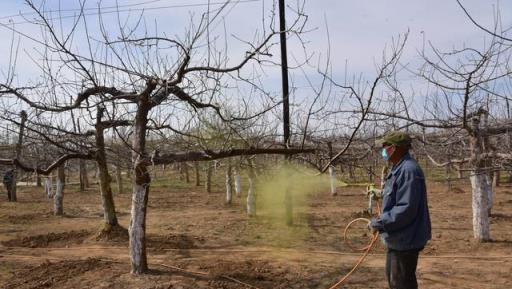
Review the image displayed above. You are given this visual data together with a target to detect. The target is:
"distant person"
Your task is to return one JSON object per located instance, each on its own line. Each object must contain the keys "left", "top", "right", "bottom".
{"left": 3, "top": 169, "right": 15, "bottom": 201}
{"left": 369, "top": 131, "right": 431, "bottom": 289}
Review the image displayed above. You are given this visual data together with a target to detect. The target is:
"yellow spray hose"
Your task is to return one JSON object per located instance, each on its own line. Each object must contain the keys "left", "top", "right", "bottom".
{"left": 327, "top": 203, "right": 381, "bottom": 289}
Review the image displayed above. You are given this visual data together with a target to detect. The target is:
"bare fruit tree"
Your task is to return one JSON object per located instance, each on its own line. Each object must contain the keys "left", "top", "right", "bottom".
{"left": 0, "top": 0, "right": 315, "bottom": 274}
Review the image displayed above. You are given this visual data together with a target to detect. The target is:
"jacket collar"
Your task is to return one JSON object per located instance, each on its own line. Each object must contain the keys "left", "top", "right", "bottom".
{"left": 390, "top": 152, "right": 412, "bottom": 175}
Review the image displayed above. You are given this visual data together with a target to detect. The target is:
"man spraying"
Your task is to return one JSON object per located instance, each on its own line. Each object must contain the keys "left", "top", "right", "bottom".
{"left": 369, "top": 131, "right": 431, "bottom": 289}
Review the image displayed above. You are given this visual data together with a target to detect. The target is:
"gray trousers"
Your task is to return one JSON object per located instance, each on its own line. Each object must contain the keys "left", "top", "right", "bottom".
{"left": 386, "top": 248, "right": 420, "bottom": 289}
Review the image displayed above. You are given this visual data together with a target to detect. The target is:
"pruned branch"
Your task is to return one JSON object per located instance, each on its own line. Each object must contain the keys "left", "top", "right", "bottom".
{"left": 152, "top": 148, "right": 314, "bottom": 164}
{"left": 0, "top": 152, "right": 94, "bottom": 175}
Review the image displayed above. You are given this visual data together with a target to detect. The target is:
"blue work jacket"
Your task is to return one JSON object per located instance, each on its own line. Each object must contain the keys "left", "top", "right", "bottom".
{"left": 371, "top": 153, "right": 432, "bottom": 251}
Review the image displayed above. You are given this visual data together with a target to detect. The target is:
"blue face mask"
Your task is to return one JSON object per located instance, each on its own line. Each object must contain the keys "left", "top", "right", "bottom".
{"left": 381, "top": 146, "right": 393, "bottom": 161}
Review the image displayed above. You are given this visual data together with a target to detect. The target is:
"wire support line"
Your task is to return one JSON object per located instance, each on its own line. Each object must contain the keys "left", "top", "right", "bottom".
{"left": 0, "top": 0, "right": 261, "bottom": 26}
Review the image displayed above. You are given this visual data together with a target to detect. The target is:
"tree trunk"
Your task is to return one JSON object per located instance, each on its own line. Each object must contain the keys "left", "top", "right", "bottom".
{"left": 488, "top": 172, "right": 495, "bottom": 215}
{"left": 115, "top": 140, "right": 124, "bottom": 194}
{"left": 36, "top": 173, "right": 42, "bottom": 187}
{"left": 470, "top": 171, "right": 491, "bottom": 241}
{"left": 469, "top": 116, "right": 491, "bottom": 242}
{"left": 194, "top": 162, "right": 200, "bottom": 186}
{"left": 234, "top": 166, "right": 241, "bottom": 198}
{"left": 493, "top": 170, "right": 500, "bottom": 188}
{"left": 45, "top": 176, "right": 53, "bottom": 198}
{"left": 205, "top": 162, "right": 212, "bottom": 193}
{"left": 225, "top": 162, "right": 233, "bottom": 205}
{"left": 130, "top": 179, "right": 149, "bottom": 274}
{"left": 54, "top": 165, "right": 65, "bottom": 216}
{"left": 129, "top": 96, "right": 152, "bottom": 275}
{"left": 380, "top": 165, "right": 389, "bottom": 189}
{"left": 445, "top": 163, "right": 452, "bottom": 190}
{"left": 79, "top": 159, "right": 89, "bottom": 191}
{"left": 368, "top": 192, "right": 374, "bottom": 215}
{"left": 367, "top": 165, "right": 374, "bottom": 183}
{"left": 457, "top": 163, "right": 464, "bottom": 179}
{"left": 10, "top": 111, "right": 27, "bottom": 202}
{"left": 348, "top": 164, "right": 355, "bottom": 181}
{"left": 96, "top": 107, "right": 119, "bottom": 226}
{"left": 116, "top": 163, "right": 123, "bottom": 194}
{"left": 247, "top": 159, "right": 256, "bottom": 217}
{"left": 97, "top": 158, "right": 118, "bottom": 226}
{"left": 184, "top": 163, "right": 190, "bottom": 183}
{"left": 127, "top": 167, "right": 132, "bottom": 180}
{"left": 329, "top": 165, "right": 337, "bottom": 196}
{"left": 178, "top": 163, "right": 184, "bottom": 181}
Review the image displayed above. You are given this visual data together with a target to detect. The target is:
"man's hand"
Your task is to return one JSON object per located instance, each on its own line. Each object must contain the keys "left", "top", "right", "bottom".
{"left": 368, "top": 219, "right": 380, "bottom": 234}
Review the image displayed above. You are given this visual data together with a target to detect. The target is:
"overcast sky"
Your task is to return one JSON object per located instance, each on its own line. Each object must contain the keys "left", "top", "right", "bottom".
{"left": 0, "top": 0, "right": 511, "bottom": 116}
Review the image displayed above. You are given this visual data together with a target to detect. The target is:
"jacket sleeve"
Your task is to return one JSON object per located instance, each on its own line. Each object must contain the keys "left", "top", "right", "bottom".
{"left": 370, "top": 169, "right": 422, "bottom": 233}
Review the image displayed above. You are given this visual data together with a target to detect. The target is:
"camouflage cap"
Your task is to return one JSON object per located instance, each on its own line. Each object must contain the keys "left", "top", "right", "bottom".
{"left": 376, "top": 131, "right": 412, "bottom": 147}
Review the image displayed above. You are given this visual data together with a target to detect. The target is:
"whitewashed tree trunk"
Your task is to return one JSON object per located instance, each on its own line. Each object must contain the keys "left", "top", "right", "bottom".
{"left": 329, "top": 165, "right": 337, "bottom": 196}
{"left": 226, "top": 162, "right": 233, "bottom": 205}
{"left": 247, "top": 177, "right": 255, "bottom": 216}
{"left": 247, "top": 161, "right": 256, "bottom": 217}
{"left": 470, "top": 172, "right": 491, "bottom": 241}
{"left": 469, "top": 116, "right": 491, "bottom": 242}
{"left": 130, "top": 181, "right": 149, "bottom": 273}
{"left": 380, "top": 166, "right": 389, "bottom": 191}
{"left": 368, "top": 195, "right": 373, "bottom": 215}
{"left": 54, "top": 165, "right": 65, "bottom": 216}
{"left": 45, "top": 176, "right": 54, "bottom": 198}
{"left": 234, "top": 167, "right": 241, "bottom": 198}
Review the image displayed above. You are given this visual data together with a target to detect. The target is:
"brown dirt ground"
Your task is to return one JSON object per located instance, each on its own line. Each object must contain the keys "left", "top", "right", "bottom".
{"left": 0, "top": 171, "right": 511, "bottom": 289}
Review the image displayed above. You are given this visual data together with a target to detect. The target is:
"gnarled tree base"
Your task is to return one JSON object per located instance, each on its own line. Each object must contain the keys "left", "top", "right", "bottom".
{"left": 95, "top": 223, "right": 129, "bottom": 242}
